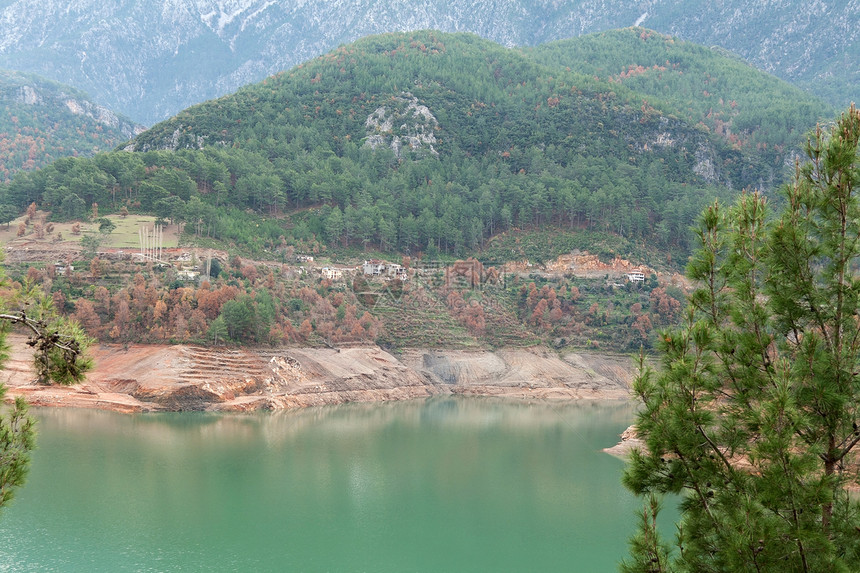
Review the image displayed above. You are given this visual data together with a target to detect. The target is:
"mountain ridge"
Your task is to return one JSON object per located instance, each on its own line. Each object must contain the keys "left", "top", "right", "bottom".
{"left": 0, "top": 1, "right": 853, "bottom": 125}
{"left": 526, "top": 28, "right": 834, "bottom": 183}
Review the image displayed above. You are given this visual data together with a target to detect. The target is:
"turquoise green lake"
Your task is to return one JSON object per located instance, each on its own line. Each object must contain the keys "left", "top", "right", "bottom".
{"left": 0, "top": 398, "right": 660, "bottom": 572}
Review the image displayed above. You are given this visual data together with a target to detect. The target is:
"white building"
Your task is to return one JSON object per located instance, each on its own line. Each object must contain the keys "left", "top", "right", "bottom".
{"left": 362, "top": 260, "right": 386, "bottom": 276}
{"left": 385, "top": 263, "right": 402, "bottom": 276}
{"left": 177, "top": 268, "right": 200, "bottom": 281}
{"left": 391, "top": 266, "right": 409, "bottom": 281}
{"left": 321, "top": 267, "right": 343, "bottom": 280}
{"left": 394, "top": 268, "right": 409, "bottom": 283}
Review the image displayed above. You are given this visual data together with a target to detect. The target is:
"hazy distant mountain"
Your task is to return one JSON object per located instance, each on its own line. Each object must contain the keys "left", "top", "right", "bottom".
{"left": 0, "top": 1, "right": 854, "bottom": 125}
{"left": 633, "top": 1, "right": 860, "bottom": 107}
{"left": 0, "top": 70, "right": 142, "bottom": 179}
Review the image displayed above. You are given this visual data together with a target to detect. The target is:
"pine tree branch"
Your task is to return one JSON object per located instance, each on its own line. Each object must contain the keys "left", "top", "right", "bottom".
{"left": 0, "top": 312, "right": 80, "bottom": 355}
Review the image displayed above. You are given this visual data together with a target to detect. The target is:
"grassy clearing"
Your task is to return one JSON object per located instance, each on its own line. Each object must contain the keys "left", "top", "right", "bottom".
{"left": 0, "top": 213, "right": 179, "bottom": 250}
{"left": 95, "top": 215, "right": 180, "bottom": 249}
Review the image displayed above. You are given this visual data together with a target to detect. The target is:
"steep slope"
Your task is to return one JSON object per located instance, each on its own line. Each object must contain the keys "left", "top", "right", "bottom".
{"left": 131, "top": 30, "right": 741, "bottom": 188}
{"left": 131, "top": 29, "right": 821, "bottom": 194}
{"left": 0, "top": 70, "right": 143, "bottom": 180}
{"left": 0, "top": 1, "right": 853, "bottom": 124}
{"left": 125, "top": 31, "right": 747, "bottom": 250}
{"left": 527, "top": 28, "right": 833, "bottom": 181}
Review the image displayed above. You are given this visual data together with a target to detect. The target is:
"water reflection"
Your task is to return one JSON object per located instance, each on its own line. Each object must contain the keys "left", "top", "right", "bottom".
{"left": 1, "top": 398, "right": 649, "bottom": 572}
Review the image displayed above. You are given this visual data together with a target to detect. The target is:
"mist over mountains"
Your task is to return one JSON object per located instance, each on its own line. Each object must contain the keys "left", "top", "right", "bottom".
{"left": 0, "top": 0, "right": 854, "bottom": 125}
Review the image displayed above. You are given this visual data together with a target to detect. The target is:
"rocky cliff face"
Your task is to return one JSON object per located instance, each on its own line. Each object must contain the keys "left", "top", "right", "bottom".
{"left": 0, "top": 1, "right": 853, "bottom": 125}
{"left": 363, "top": 93, "right": 439, "bottom": 159}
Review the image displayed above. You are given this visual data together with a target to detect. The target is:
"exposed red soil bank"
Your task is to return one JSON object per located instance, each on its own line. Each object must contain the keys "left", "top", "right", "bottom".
{"left": 2, "top": 334, "right": 633, "bottom": 412}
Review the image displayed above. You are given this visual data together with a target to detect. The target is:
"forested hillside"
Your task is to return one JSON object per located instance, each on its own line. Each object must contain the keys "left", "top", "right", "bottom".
{"left": 0, "top": 31, "right": 834, "bottom": 352}
{"left": 0, "top": 70, "right": 142, "bottom": 180}
{"left": 2, "top": 31, "right": 798, "bottom": 260}
{"left": 528, "top": 28, "right": 833, "bottom": 179}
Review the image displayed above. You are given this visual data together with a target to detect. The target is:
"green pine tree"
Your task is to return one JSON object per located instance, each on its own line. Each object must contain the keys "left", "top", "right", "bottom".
{"left": 622, "top": 106, "right": 860, "bottom": 572}
{"left": 0, "top": 258, "right": 92, "bottom": 513}
{"left": 0, "top": 384, "right": 34, "bottom": 512}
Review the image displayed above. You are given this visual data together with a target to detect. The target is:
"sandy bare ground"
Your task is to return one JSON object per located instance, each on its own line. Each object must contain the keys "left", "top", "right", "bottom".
{"left": 1, "top": 334, "right": 634, "bottom": 413}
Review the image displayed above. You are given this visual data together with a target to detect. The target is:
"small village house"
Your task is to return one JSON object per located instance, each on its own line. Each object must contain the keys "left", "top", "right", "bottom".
{"left": 321, "top": 267, "right": 343, "bottom": 280}
{"left": 362, "top": 259, "right": 386, "bottom": 276}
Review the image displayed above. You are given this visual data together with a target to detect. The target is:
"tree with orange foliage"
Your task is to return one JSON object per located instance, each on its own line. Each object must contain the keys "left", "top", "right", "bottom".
{"left": 89, "top": 257, "right": 101, "bottom": 278}
{"left": 72, "top": 299, "right": 101, "bottom": 336}
{"left": 462, "top": 301, "right": 486, "bottom": 335}
{"left": 153, "top": 299, "right": 168, "bottom": 326}
{"left": 531, "top": 298, "right": 549, "bottom": 328}
{"left": 649, "top": 287, "right": 681, "bottom": 325}
{"left": 299, "top": 319, "right": 313, "bottom": 341}
{"left": 240, "top": 264, "right": 258, "bottom": 283}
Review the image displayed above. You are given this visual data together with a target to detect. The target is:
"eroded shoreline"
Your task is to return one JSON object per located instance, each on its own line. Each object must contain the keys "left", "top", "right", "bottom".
{"left": 2, "top": 334, "right": 634, "bottom": 413}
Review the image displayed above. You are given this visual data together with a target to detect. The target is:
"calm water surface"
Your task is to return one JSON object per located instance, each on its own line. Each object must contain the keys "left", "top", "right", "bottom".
{"left": 0, "top": 398, "right": 665, "bottom": 572}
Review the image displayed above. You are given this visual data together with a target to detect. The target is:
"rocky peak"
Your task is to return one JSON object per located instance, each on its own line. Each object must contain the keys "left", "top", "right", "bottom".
{"left": 364, "top": 93, "right": 440, "bottom": 158}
